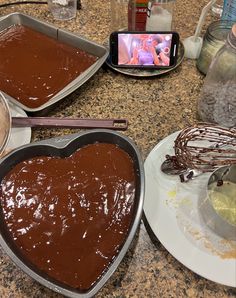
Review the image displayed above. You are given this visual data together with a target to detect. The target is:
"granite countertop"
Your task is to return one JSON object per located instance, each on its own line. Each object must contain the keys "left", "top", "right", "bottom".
{"left": 0, "top": 0, "right": 235, "bottom": 297}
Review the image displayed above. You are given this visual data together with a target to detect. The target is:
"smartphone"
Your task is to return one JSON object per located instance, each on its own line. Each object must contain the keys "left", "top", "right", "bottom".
{"left": 109, "top": 31, "right": 179, "bottom": 69}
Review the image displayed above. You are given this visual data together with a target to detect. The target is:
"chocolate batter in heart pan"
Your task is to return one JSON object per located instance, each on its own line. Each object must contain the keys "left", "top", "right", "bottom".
{"left": 0, "top": 24, "right": 97, "bottom": 109}
{"left": 0, "top": 142, "right": 136, "bottom": 291}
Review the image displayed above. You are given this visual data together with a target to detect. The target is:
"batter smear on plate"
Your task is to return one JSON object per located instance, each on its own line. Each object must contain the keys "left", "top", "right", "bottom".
{"left": 0, "top": 143, "right": 136, "bottom": 291}
{"left": 0, "top": 25, "right": 97, "bottom": 108}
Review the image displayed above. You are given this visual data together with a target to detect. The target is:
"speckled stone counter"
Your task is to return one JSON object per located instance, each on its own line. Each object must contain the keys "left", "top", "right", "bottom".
{"left": 0, "top": 0, "right": 235, "bottom": 297}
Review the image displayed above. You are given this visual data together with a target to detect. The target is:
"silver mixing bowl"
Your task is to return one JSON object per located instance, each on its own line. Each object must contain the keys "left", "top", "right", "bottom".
{"left": 0, "top": 92, "right": 11, "bottom": 157}
{"left": 201, "top": 165, "right": 236, "bottom": 240}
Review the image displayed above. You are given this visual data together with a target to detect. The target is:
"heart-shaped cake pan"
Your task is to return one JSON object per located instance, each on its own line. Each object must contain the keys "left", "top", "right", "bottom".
{"left": 0, "top": 129, "right": 144, "bottom": 298}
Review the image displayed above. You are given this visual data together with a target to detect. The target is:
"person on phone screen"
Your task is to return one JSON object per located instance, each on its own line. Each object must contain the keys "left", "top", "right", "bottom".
{"left": 159, "top": 51, "right": 170, "bottom": 66}
{"left": 128, "top": 35, "right": 159, "bottom": 66}
{"left": 152, "top": 34, "right": 171, "bottom": 66}
{"left": 118, "top": 35, "right": 132, "bottom": 65}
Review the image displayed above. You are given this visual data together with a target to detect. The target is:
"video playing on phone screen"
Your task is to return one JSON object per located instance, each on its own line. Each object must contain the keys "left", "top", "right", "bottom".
{"left": 118, "top": 33, "right": 174, "bottom": 67}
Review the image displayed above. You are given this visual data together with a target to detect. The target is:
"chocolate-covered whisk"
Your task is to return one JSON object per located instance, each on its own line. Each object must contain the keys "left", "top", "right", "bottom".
{"left": 174, "top": 123, "right": 236, "bottom": 172}
{"left": 161, "top": 123, "right": 236, "bottom": 179}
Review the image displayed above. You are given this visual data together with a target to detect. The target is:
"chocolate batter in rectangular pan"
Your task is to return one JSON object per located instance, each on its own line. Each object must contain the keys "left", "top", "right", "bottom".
{"left": 0, "top": 12, "right": 109, "bottom": 113}
{"left": 0, "top": 130, "right": 145, "bottom": 297}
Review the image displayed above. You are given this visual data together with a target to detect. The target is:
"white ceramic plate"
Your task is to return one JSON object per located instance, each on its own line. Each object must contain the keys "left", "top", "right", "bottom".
{"left": 144, "top": 131, "right": 236, "bottom": 287}
{"left": 6, "top": 101, "right": 32, "bottom": 153}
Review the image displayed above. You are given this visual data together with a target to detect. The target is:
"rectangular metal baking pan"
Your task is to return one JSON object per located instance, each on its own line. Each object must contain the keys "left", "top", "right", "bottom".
{"left": 0, "top": 129, "right": 145, "bottom": 298}
{"left": 0, "top": 12, "right": 109, "bottom": 113}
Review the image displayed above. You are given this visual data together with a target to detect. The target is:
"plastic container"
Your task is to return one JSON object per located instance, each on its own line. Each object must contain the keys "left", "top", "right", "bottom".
{"left": 146, "top": 0, "right": 175, "bottom": 31}
{"left": 222, "top": 0, "right": 236, "bottom": 21}
{"left": 47, "top": 0, "right": 77, "bottom": 20}
{"left": 196, "top": 20, "right": 234, "bottom": 74}
{"left": 198, "top": 23, "right": 236, "bottom": 127}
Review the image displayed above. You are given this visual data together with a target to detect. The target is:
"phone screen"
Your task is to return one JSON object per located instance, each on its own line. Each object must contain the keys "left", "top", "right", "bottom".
{"left": 111, "top": 32, "right": 179, "bottom": 68}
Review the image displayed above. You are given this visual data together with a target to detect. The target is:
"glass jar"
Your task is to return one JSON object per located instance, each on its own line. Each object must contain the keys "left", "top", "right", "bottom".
{"left": 211, "top": 0, "right": 223, "bottom": 18}
{"left": 110, "top": 0, "right": 130, "bottom": 32}
{"left": 110, "top": 0, "right": 145, "bottom": 32}
{"left": 145, "top": 0, "right": 176, "bottom": 31}
{"left": 198, "top": 23, "right": 236, "bottom": 128}
{"left": 196, "top": 20, "right": 234, "bottom": 74}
